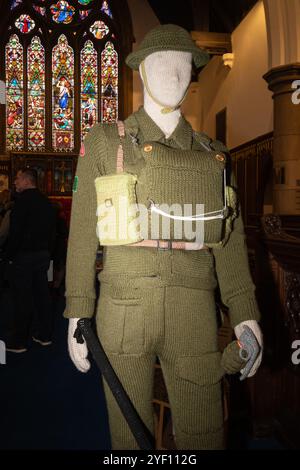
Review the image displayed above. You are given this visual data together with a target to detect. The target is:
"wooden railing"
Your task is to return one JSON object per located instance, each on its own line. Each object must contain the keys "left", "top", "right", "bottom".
{"left": 230, "top": 134, "right": 300, "bottom": 447}
{"left": 230, "top": 132, "right": 273, "bottom": 231}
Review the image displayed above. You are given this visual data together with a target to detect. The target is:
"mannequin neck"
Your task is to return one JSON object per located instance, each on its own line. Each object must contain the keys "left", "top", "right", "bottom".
{"left": 144, "top": 90, "right": 181, "bottom": 138}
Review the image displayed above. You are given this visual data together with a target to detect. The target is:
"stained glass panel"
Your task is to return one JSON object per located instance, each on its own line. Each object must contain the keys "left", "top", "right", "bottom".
{"left": 101, "top": 1, "right": 113, "bottom": 18}
{"left": 50, "top": 1, "right": 75, "bottom": 24}
{"left": 15, "top": 15, "right": 35, "bottom": 34}
{"left": 81, "top": 40, "right": 98, "bottom": 140}
{"left": 101, "top": 42, "right": 118, "bottom": 123}
{"left": 52, "top": 35, "right": 74, "bottom": 151}
{"left": 5, "top": 1, "right": 119, "bottom": 154}
{"left": 33, "top": 6, "right": 46, "bottom": 16}
{"left": 90, "top": 20, "right": 109, "bottom": 40}
{"left": 11, "top": 0, "right": 22, "bottom": 10}
{"left": 79, "top": 10, "right": 91, "bottom": 20}
{"left": 5, "top": 35, "right": 24, "bottom": 150}
{"left": 28, "top": 37, "right": 45, "bottom": 150}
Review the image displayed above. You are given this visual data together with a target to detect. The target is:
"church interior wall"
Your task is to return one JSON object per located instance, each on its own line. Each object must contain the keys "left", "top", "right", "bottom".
{"left": 184, "top": 1, "right": 273, "bottom": 149}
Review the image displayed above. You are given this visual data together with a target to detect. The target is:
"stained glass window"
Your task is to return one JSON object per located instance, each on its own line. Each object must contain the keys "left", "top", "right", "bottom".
{"left": 78, "top": 0, "right": 93, "bottom": 5}
{"left": 51, "top": 1, "right": 75, "bottom": 24}
{"left": 4, "top": 0, "right": 118, "bottom": 154}
{"left": 5, "top": 35, "right": 24, "bottom": 150}
{"left": 90, "top": 20, "right": 109, "bottom": 40}
{"left": 28, "top": 37, "right": 45, "bottom": 150}
{"left": 33, "top": 6, "right": 46, "bottom": 16}
{"left": 81, "top": 40, "right": 98, "bottom": 141}
{"left": 52, "top": 35, "right": 74, "bottom": 151}
{"left": 11, "top": 0, "right": 22, "bottom": 10}
{"left": 101, "top": 1, "right": 113, "bottom": 18}
{"left": 15, "top": 15, "right": 35, "bottom": 34}
{"left": 79, "top": 10, "right": 91, "bottom": 20}
{"left": 101, "top": 42, "right": 118, "bottom": 123}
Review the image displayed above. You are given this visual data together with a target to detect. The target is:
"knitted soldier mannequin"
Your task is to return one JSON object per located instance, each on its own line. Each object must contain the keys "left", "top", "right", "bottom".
{"left": 65, "top": 25, "right": 264, "bottom": 449}
{"left": 67, "top": 50, "right": 262, "bottom": 377}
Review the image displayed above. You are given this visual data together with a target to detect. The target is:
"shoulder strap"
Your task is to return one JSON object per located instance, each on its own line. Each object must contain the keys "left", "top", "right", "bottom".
{"left": 99, "top": 121, "right": 126, "bottom": 175}
{"left": 192, "top": 131, "right": 212, "bottom": 151}
{"left": 116, "top": 120, "right": 125, "bottom": 173}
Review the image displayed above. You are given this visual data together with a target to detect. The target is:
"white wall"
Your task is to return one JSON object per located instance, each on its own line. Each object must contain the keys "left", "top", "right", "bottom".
{"left": 196, "top": 0, "right": 273, "bottom": 148}
{"left": 264, "top": 0, "right": 300, "bottom": 69}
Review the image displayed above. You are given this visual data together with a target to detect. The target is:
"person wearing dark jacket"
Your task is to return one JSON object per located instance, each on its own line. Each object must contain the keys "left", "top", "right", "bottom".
{"left": 4, "top": 168, "right": 56, "bottom": 353}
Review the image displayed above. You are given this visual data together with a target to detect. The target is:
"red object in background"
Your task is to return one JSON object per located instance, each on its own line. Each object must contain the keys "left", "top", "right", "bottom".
{"left": 79, "top": 143, "right": 85, "bottom": 156}
{"left": 49, "top": 196, "right": 72, "bottom": 228}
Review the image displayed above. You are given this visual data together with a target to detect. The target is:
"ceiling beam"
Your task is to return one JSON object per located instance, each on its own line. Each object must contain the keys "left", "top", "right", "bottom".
{"left": 191, "top": 31, "right": 232, "bottom": 55}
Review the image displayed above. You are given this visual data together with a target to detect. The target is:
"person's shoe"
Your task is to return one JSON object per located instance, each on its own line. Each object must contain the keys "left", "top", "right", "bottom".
{"left": 32, "top": 337, "right": 52, "bottom": 346}
{"left": 6, "top": 345, "right": 27, "bottom": 353}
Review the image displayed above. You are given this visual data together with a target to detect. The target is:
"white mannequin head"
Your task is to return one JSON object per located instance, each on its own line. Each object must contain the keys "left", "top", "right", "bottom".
{"left": 139, "top": 50, "right": 192, "bottom": 137}
{"left": 139, "top": 50, "right": 192, "bottom": 111}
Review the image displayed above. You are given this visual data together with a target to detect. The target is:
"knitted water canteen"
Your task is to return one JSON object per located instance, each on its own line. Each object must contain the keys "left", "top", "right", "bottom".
{"left": 126, "top": 24, "right": 210, "bottom": 70}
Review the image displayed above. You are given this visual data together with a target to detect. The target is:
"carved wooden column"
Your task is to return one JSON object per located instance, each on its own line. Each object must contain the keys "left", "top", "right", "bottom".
{"left": 264, "top": 64, "right": 300, "bottom": 214}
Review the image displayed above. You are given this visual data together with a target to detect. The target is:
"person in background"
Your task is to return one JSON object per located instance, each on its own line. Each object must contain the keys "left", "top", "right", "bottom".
{"left": 0, "top": 190, "right": 14, "bottom": 290}
{"left": 51, "top": 201, "right": 68, "bottom": 296}
{"left": 3, "top": 168, "right": 56, "bottom": 353}
{"left": 0, "top": 189, "right": 13, "bottom": 247}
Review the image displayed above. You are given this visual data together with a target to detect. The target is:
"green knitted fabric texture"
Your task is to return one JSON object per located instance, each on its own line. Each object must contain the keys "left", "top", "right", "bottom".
{"left": 64, "top": 107, "right": 260, "bottom": 328}
{"left": 126, "top": 24, "right": 210, "bottom": 70}
{"left": 221, "top": 341, "right": 247, "bottom": 374}
{"left": 97, "top": 283, "right": 225, "bottom": 449}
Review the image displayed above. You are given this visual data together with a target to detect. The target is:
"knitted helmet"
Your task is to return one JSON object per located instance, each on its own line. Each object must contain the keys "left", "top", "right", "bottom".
{"left": 126, "top": 24, "right": 210, "bottom": 70}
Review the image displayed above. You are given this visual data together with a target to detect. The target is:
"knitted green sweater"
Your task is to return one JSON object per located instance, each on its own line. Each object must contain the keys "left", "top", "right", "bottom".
{"left": 64, "top": 107, "right": 260, "bottom": 328}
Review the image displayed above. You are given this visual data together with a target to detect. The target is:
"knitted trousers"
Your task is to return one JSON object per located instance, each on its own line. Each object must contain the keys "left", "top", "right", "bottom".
{"left": 96, "top": 278, "right": 225, "bottom": 450}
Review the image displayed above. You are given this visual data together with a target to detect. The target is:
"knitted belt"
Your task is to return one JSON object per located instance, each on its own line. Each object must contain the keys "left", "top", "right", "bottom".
{"left": 128, "top": 240, "right": 208, "bottom": 251}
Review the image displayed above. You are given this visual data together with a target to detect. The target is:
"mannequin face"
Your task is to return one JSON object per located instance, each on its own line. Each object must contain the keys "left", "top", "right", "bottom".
{"left": 140, "top": 50, "right": 192, "bottom": 108}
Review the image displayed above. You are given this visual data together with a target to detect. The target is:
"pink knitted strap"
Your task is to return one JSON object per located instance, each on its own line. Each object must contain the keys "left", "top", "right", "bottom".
{"left": 116, "top": 121, "right": 125, "bottom": 173}
{"left": 117, "top": 120, "right": 125, "bottom": 137}
{"left": 128, "top": 240, "right": 207, "bottom": 251}
{"left": 79, "top": 143, "right": 85, "bottom": 157}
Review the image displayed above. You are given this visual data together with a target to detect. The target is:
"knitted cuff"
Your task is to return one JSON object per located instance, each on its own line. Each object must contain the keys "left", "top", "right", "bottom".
{"left": 221, "top": 340, "right": 246, "bottom": 374}
{"left": 64, "top": 297, "right": 95, "bottom": 319}
{"left": 228, "top": 295, "right": 261, "bottom": 328}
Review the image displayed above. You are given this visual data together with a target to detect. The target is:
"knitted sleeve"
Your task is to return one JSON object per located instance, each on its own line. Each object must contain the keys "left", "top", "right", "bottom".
{"left": 64, "top": 124, "right": 107, "bottom": 319}
{"left": 212, "top": 143, "right": 261, "bottom": 328}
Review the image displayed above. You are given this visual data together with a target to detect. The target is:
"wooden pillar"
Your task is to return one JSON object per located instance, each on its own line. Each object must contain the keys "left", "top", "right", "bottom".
{"left": 264, "top": 64, "right": 300, "bottom": 214}
{"left": 0, "top": 79, "right": 5, "bottom": 157}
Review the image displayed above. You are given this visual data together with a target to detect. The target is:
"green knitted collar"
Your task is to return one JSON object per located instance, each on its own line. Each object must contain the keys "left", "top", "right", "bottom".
{"left": 126, "top": 106, "right": 193, "bottom": 150}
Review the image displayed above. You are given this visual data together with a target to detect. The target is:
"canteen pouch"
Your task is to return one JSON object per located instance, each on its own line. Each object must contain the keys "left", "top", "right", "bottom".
{"left": 95, "top": 172, "right": 143, "bottom": 246}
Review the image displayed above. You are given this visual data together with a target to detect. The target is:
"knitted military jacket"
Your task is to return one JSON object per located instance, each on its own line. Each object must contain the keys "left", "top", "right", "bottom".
{"left": 64, "top": 107, "right": 260, "bottom": 328}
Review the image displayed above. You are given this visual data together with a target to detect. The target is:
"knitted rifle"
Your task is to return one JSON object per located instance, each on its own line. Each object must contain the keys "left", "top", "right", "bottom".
{"left": 75, "top": 318, "right": 154, "bottom": 450}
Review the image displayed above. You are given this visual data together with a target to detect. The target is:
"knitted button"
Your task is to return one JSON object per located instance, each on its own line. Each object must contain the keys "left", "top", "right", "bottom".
{"left": 144, "top": 144, "right": 153, "bottom": 152}
{"left": 215, "top": 153, "right": 225, "bottom": 162}
{"left": 105, "top": 198, "right": 113, "bottom": 207}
